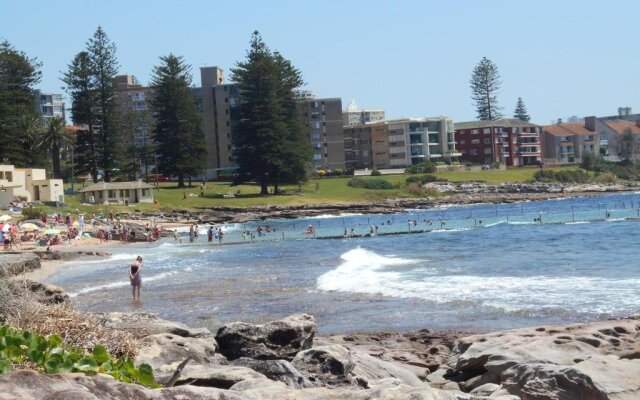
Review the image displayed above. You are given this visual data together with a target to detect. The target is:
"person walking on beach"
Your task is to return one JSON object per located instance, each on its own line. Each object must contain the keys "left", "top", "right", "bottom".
{"left": 129, "top": 256, "right": 143, "bottom": 300}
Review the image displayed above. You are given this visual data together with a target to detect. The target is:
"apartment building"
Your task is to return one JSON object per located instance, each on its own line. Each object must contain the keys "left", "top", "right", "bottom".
{"left": 584, "top": 117, "right": 640, "bottom": 159}
{"left": 0, "top": 165, "right": 64, "bottom": 208}
{"left": 344, "top": 117, "right": 458, "bottom": 170}
{"left": 34, "top": 90, "right": 65, "bottom": 124}
{"left": 342, "top": 100, "right": 385, "bottom": 127}
{"left": 454, "top": 119, "right": 542, "bottom": 166}
{"left": 299, "top": 96, "right": 345, "bottom": 170}
{"left": 114, "top": 75, "right": 153, "bottom": 150}
{"left": 200, "top": 66, "right": 239, "bottom": 179}
{"left": 542, "top": 123, "right": 599, "bottom": 163}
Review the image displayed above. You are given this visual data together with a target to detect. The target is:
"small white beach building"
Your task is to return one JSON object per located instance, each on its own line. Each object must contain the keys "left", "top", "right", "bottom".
{"left": 0, "top": 165, "right": 65, "bottom": 208}
{"left": 78, "top": 181, "right": 155, "bottom": 204}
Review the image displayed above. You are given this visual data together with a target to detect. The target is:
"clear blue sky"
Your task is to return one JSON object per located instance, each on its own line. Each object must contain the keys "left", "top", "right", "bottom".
{"left": 2, "top": 0, "right": 639, "bottom": 124}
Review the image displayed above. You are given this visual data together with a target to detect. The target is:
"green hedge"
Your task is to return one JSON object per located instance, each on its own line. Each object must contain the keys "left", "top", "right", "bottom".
{"left": 533, "top": 169, "right": 590, "bottom": 183}
{"left": 405, "top": 174, "right": 445, "bottom": 184}
{"left": 348, "top": 178, "right": 395, "bottom": 190}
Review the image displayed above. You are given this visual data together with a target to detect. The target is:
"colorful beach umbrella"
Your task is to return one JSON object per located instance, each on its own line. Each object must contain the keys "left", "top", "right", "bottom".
{"left": 20, "top": 223, "right": 39, "bottom": 231}
{"left": 44, "top": 228, "right": 60, "bottom": 235}
{"left": 0, "top": 215, "right": 11, "bottom": 222}
{"left": 2, "top": 224, "right": 10, "bottom": 232}
{"left": 72, "top": 220, "right": 80, "bottom": 227}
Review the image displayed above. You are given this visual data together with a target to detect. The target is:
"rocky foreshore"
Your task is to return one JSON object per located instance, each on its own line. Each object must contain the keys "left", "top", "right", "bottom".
{"left": 125, "top": 183, "right": 640, "bottom": 225}
{"left": 1, "top": 308, "right": 639, "bottom": 399}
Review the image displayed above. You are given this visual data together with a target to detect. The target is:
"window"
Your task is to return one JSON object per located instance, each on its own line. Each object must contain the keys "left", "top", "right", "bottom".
{"left": 483, "top": 128, "right": 491, "bottom": 134}
{"left": 313, "top": 153, "right": 322, "bottom": 160}
{"left": 484, "top": 138, "right": 491, "bottom": 144}
{"left": 459, "top": 140, "right": 465, "bottom": 144}
{"left": 471, "top": 139, "right": 480, "bottom": 144}
{"left": 470, "top": 149, "right": 478, "bottom": 155}
{"left": 120, "top": 189, "right": 130, "bottom": 197}
{"left": 312, "top": 132, "right": 321, "bottom": 140}
{"left": 471, "top": 129, "right": 479, "bottom": 135}
{"left": 310, "top": 101, "right": 320, "bottom": 108}
{"left": 108, "top": 190, "right": 116, "bottom": 198}
{"left": 461, "top": 149, "right": 467, "bottom": 154}
{"left": 224, "top": 97, "right": 228, "bottom": 103}
{"left": 484, "top": 147, "right": 492, "bottom": 154}
{"left": 312, "top": 121, "right": 321, "bottom": 129}
{"left": 142, "top": 189, "right": 149, "bottom": 197}
{"left": 313, "top": 143, "right": 322, "bottom": 149}
{"left": 311, "top": 112, "right": 320, "bottom": 119}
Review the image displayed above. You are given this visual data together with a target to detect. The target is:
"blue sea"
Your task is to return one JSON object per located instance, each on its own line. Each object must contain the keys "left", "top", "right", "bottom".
{"left": 46, "top": 192, "right": 640, "bottom": 334}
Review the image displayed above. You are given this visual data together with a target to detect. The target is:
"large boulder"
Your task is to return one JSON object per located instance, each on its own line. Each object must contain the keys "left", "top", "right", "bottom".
{"left": 0, "top": 370, "right": 253, "bottom": 400}
{"left": 216, "top": 314, "right": 316, "bottom": 361}
{"left": 92, "top": 312, "right": 212, "bottom": 338}
{"left": 135, "top": 333, "right": 219, "bottom": 371}
{"left": 231, "top": 357, "right": 314, "bottom": 389}
{"left": 449, "top": 318, "right": 640, "bottom": 399}
{"left": 0, "top": 253, "right": 40, "bottom": 277}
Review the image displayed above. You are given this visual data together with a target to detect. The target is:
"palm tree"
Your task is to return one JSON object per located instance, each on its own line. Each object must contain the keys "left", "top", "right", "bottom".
{"left": 38, "top": 117, "right": 73, "bottom": 178}
{"left": 17, "top": 115, "right": 44, "bottom": 167}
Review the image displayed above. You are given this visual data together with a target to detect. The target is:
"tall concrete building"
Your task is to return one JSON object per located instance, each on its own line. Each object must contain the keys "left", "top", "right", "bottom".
{"left": 297, "top": 95, "right": 345, "bottom": 171}
{"left": 200, "top": 66, "right": 239, "bottom": 179}
{"left": 342, "top": 100, "right": 385, "bottom": 127}
{"left": 34, "top": 90, "right": 65, "bottom": 124}
{"left": 114, "top": 75, "right": 153, "bottom": 149}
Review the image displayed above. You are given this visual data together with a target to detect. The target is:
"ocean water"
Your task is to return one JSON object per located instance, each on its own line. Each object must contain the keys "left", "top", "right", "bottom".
{"left": 47, "top": 192, "right": 640, "bottom": 334}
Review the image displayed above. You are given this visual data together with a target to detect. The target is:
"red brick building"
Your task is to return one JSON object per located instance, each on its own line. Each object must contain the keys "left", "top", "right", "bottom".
{"left": 454, "top": 119, "right": 542, "bottom": 166}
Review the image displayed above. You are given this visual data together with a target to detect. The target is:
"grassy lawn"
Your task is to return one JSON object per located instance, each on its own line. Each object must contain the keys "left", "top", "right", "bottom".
{"left": 34, "top": 165, "right": 578, "bottom": 216}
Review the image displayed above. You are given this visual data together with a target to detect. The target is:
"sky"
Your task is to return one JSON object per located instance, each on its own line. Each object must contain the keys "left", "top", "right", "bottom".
{"left": 2, "top": 0, "right": 639, "bottom": 125}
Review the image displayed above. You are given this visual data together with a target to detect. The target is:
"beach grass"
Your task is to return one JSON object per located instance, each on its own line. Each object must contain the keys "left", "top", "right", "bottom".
{"left": 42, "top": 165, "right": 578, "bottom": 215}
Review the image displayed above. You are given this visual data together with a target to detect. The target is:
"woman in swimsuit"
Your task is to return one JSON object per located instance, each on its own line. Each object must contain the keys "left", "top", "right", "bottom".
{"left": 129, "top": 256, "right": 143, "bottom": 300}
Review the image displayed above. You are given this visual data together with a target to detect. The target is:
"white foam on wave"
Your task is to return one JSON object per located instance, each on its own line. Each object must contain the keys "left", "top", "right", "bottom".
{"left": 68, "top": 268, "right": 185, "bottom": 297}
{"left": 317, "top": 248, "right": 640, "bottom": 315}
{"left": 565, "top": 221, "right": 590, "bottom": 225}
{"left": 483, "top": 221, "right": 506, "bottom": 227}
{"left": 317, "top": 247, "right": 418, "bottom": 294}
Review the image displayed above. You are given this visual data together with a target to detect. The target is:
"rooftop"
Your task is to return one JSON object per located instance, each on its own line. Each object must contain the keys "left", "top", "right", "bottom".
{"left": 542, "top": 123, "right": 595, "bottom": 137}
{"left": 454, "top": 119, "right": 540, "bottom": 130}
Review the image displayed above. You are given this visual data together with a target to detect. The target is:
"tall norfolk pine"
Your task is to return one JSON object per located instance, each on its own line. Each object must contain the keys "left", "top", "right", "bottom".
{"left": 470, "top": 57, "right": 503, "bottom": 121}
{"left": 150, "top": 54, "right": 206, "bottom": 188}
{"left": 231, "top": 32, "right": 310, "bottom": 195}
{"left": 87, "top": 27, "right": 120, "bottom": 182}
{"left": 63, "top": 27, "right": 120, "bottom": 182}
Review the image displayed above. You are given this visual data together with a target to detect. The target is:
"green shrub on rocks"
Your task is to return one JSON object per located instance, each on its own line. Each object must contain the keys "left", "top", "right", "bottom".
{"left": 0, "top": 325, "right": 157, "bottom": 387}
{"left": 21, "top": 206, "right": 47, "bottom": 220}
{"left": 533, "top": 169, "right": 590, "bottom": 183}
{"left": 405, "top": 174, "right": 445, "bottom": 185}
{"left": 347, "top": 178, "right": 394, "bottom": 190}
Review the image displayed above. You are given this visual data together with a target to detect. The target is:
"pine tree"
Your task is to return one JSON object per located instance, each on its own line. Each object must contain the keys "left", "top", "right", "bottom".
{"left": 0, "top": 41, "right": 42, "bottom": 165}
{"left": 87, "top": 27, "right": 120, "bottom": 182}
{"left": 62, "top": 51, "right": 98, "bottom": 180}
{"left": 470, "top": 57, "right": 503, "bottom": 121}
{"left": 150, "top": 54, "right": 206, "bottom": 188}
{"left": 513, "top": 97, "right": 530, "bottom": 122}
{"left": 231, "top": 32, "right": 309, "bottom": 195}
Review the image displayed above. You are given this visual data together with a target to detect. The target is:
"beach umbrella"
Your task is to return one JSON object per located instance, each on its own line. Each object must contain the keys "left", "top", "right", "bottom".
{"left": 44, "top": 228, "right": 60, "bottom": 235}
{"left": 2, "top": 224, "right": 10, "bottom": 232}
{"left": 0, "top": 215, "right": 11, "bottom": 222}
{"left": 21, "top": 223, "right": 39, "bottom": 231}
{"left": 10, "top": 225, "right": 17, "bottom": 233}
{"left": 72, "top": 220, "right": 80, "bottom": 227}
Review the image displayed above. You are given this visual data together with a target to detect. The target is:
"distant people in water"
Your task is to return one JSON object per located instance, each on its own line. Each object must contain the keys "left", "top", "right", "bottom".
{"left": 129, "top": 256, "right": 143, "bottom": 300}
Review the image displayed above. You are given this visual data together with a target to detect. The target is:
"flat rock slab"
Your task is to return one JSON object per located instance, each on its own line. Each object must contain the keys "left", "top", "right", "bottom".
{"left": 135, "top": 333, "right": 219, "bottom": 371}
{"left": 92, "top": 312, "right": 212, "bottom": 338}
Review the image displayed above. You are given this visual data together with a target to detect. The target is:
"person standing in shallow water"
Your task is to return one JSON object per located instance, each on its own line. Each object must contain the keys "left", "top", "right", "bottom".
{"left": 129, "top": 256, "right": 143, "bottom": 300}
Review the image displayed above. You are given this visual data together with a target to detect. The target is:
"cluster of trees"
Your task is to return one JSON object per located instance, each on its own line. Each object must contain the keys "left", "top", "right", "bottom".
{"left": 2, "top": 28, "right": 311, "bottom": 192}
{"left": 469, "top": 57, "right": 530, "bottom": 122}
